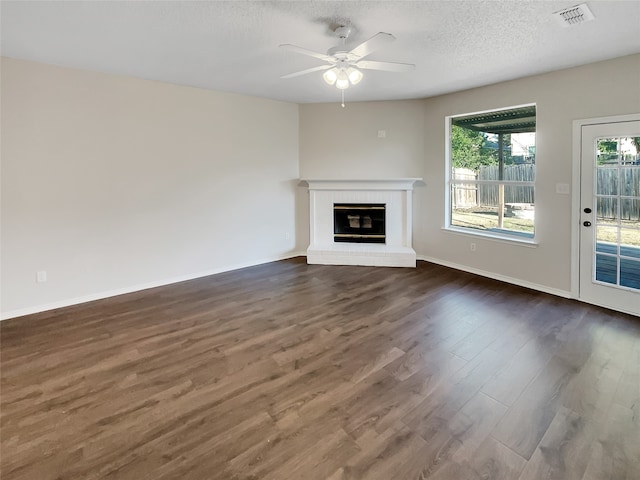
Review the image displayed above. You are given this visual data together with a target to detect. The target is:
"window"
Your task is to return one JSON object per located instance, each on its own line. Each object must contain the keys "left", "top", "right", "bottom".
{"left": 446, "top": 105, "right": 536, "bottom": 240}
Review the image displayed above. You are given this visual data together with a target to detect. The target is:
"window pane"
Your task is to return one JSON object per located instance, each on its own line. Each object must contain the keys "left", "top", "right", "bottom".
{"left": 451, "top": 183, "right": 534, "bottom": 237}
{"left": 449, "top": 105, "right": 536, "bottom": 239}
{"left": 451, "top": 204, "right": 499, "bottom": 232}
{"left": 503, "top": 185, "right": 535, "bottom": 236}
{"left": 451, "top": 184, "right": 498, "bottom": 231}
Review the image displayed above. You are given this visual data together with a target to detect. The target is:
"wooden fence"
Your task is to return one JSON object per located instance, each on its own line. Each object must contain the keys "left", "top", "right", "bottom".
{"left": 452, "top": 165, "right": 535, "bottom": 207}
{"left": 451, "top": 168, "right": 477, "bottom": 206}
{"left": 453, "top": 165, "right": 640, "bottom": 222}
{"left": 596, "top": 166, "right": 640, "bottom": 221}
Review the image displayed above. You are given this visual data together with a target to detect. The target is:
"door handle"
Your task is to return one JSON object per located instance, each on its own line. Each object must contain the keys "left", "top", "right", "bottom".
{"left": 583, "top": 221, "right": 592, "bottom": 227}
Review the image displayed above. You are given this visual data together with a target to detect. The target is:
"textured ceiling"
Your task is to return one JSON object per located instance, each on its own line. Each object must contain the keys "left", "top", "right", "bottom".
{"left": 2, "top": 1, "right": 640, "bottom": 104}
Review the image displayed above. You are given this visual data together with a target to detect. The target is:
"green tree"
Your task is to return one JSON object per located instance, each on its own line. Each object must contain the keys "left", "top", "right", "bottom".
{"left": 599, "top": 140, "right": 618, "bottom": 153}
{"left": 451, "top": 125, "right": 498, "bottom": 170}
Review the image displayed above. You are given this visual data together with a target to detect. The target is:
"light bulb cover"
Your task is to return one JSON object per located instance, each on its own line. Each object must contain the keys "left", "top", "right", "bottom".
{"left": 336, "top": 69, "right": 350, "bottom": 90}
{"left": 323, "top": 68, "right": 338, "bottom": 85}
{"left": 347, "top": 67, "right": 363, "bottom": 85}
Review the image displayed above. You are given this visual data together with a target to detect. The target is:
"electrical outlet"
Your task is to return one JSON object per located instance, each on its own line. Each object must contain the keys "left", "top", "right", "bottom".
{"left": 36, "top": 271, "right": 47, "bottom": 283}
{"left": 470, "top": 243, "right": 477, "bottom": 252}
{"left": 377, "top": 130, "right": 386, "bottom": 138}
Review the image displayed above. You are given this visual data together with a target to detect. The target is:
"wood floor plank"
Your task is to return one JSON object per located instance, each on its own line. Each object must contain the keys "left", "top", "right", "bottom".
{"left": 1, "top": 258, "right": 639, "bottom": 479}
{"left": 332, "top": 422, "right": 431, "bottom": 480}
{"left": 517, "top": 406, "right": 596, "bottom": 480}
{"left": 467, "top": 436, "right": 527, "bottom": 480}
{"left": 580, "top": 403, "right": 640, "bottom": 480}
{"left": 481, "top": 337, "right": 554, "bottom": 407}
{"left": 491, "top": 354, "right": 577, "bottom": 460}
{"left": 450, "top": 392, "right": 508, "bottom": 463}
{"left": 401, "top": 344, "right": 510, "bottom": 438}
{"left": 349, "top": 346, "right": 405, "bottom": 383}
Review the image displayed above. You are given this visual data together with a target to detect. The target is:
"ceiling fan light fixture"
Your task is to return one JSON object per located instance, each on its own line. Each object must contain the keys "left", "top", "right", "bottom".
{"left": 323, "top": 68, "right": 338, "bottom": 85}
{"left": 280, "top": 29, "right": 413, "bottom": 98}
{"left": 347, "top": 67, "right": 363, "bottom": 85}
{"left": 335, "top": 70, "right": 350, "bottom": 90}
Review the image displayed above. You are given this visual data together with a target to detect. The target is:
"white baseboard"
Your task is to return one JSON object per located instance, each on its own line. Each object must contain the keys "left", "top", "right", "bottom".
{"left": 416, "top": 255, "right": 572, "bottom": 299}
{"left": 1, "top": 252, "right": 306, "bottom": 321}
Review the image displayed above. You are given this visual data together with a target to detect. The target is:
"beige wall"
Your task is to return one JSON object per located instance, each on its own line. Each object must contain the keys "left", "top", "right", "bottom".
{"left": 3, "top": 54, "right": 639, "bottom": 318}
{"left": 300, "top": 54, "right": 640, "bottom": 294}
{"left": 296, "top": 99, "right": 425, "bottom": 249}
{"left": 1, "top": 58, "right": 300, "bottom": 317}
{"left": 299, "top": 100, "right": 425, "bottom": 179}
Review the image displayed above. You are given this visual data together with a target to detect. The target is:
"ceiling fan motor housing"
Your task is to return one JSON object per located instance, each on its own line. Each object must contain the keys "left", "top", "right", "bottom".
{"left": 327, "top": 48, "right": 356, "bottom": 61}
{"left": 334, "top": 25, "right": 352, "bottom": 39}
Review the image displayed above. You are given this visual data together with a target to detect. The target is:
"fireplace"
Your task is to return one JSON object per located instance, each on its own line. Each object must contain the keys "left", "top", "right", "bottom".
{"left": 304, "top": 178, "right": 421, "bottom": 267}
{"left": 334, "top": 203, "right": 385, "bottom": 243}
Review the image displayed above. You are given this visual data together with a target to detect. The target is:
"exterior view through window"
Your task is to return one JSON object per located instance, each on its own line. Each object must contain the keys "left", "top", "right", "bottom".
{"left": 448, "top": 105, "right": 536, "bottom": 239}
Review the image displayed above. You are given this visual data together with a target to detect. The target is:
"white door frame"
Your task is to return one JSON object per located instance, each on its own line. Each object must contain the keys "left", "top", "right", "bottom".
{"left": 571, "top": 113, "right": 640, "bottom": 308}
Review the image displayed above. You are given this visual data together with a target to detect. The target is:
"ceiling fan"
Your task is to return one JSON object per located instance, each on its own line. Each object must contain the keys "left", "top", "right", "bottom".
{"left": 280, "top": 25, "right": 415, "bottom": 91}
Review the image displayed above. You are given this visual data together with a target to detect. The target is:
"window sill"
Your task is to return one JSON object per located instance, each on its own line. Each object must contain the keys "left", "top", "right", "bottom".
{"left": 442, "top": 226, "right": 539, "bottom": 248}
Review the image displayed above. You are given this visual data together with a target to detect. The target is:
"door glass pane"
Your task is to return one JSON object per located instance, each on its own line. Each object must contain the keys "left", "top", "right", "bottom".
{"left": 593, "top": 135, "right": 640, "bottom": 291}
{"left": 596, "top": 226, "right": 618, "bottom": 254}
{"left": 597, "top": 138, "right": 621, "bottom": 165}
{"left": 620, "top": 259, "right": 640, "bottom": 289}
{"left": 596, "top": 197, "right": 617, "bottom": 224}
{"left": 620, "top": 198, "right": 640, "bottom": 226}
{"left": 620, "top": 228, "right": 640, "bottom": 259}
{"left": 620, "top": 166, "right": 640, "bottom": 196}
{"left": 595, "top": 254, "right": 617, "bottom": 285}
{"left": 596, "top": 167, "right": 617, "bottom": 195}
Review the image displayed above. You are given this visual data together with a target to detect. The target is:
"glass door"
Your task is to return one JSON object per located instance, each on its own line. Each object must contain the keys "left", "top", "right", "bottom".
{"left": 580, "top": 121, "right": 640, "bottom": 316}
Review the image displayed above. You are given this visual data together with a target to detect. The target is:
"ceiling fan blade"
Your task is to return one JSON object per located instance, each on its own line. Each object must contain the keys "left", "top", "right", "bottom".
{"left": 281, "top": 64, "right": 333, "bottom": 79}
{"left": 348, "top": 32, "right": 395, "bottom": 59}
{"left": 279, "top": 44, "right": 333, "bottom": 62}
{"left": 356, "top": 60, "right": 415, "bottom": 72}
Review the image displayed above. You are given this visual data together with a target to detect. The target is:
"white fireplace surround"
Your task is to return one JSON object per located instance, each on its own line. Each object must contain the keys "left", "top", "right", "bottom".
{"left": 304, "top": 179, "right": 421, "bottom": 267}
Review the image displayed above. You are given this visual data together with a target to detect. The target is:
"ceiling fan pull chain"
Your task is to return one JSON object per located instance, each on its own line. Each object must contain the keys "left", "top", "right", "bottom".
{"left": 341, "top": 89, "right": 345, "bottom": 108}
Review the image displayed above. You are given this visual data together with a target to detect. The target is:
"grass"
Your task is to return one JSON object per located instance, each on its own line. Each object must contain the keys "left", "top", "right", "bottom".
{"left": 597, "top": 220, "right": 640, "bottom": 247}
{"left": 453, "top": 207, "right": 640, "bottom": 247}
{"left": 452, "top": 207, "right": 534, "bottom": 234}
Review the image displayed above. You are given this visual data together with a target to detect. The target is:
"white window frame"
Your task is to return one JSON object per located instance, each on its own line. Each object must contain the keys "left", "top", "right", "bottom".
{"left": 444, "top": 104, "right": 537, "bottom": 244}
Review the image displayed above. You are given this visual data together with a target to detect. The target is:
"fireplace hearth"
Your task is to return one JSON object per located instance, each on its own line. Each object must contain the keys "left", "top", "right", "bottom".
{"left": 304, "top": 178, "right": 421, "bottom": 267}
{"left": 334, "top": 203, "right": 385, "bottom": 243}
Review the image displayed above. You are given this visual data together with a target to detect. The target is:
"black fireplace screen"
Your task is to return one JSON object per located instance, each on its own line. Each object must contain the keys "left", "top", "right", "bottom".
{"left": 333, "top": 203, "right": 386, "bottom": 243}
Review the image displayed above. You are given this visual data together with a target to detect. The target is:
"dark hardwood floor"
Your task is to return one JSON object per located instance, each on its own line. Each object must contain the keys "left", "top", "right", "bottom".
{"left": 1, "top": 258, "right": 639, "bottom": 480}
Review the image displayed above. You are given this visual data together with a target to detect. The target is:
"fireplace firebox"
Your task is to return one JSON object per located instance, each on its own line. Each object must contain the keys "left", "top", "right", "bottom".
{"left": 333, "top": 203, "right": 386, "bottom": 243}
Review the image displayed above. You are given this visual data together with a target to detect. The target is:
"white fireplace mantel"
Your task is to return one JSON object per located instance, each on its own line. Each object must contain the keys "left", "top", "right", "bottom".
{"left": 303, "top": 178, "right": 422, "bottom": 268}
{"left": 303, "top": 178, "right": 421, "bottom": 191}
